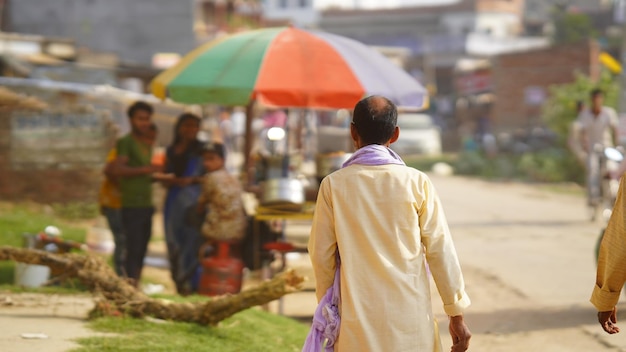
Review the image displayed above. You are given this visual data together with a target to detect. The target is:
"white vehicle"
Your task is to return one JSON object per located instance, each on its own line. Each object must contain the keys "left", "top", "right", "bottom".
{"left": 391, "top": 113, "right": 442, "bottom": 156}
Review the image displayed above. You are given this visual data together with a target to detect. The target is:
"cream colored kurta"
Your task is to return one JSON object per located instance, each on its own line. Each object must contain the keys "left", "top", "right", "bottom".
{"left": 308, "top": 164, "right": 471, "bottom": 352}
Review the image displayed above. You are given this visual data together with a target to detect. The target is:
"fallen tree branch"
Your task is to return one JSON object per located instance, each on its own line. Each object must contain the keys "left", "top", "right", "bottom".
{"left": 0, "top": 246, "right": 305, "bottom": 325}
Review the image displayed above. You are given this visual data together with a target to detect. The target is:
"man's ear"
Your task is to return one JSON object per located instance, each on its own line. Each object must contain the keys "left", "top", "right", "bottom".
{"left": 389, "top": 126, "right": 400, "bottom": 144}
{"left": 350, "top": 123, "right": 359, "bottom": 144}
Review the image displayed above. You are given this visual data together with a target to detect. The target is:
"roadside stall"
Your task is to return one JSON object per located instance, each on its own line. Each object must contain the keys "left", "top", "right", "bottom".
{"left": 150, "top": 26, "right": 428, "bottom": 296}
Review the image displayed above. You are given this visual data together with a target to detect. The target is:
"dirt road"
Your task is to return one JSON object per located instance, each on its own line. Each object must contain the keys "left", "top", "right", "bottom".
{"left": 428, "top": 174, "right": 625, "bottom": 351}
{"left": 2, "top": 174, "right": 626, "bottom": 351}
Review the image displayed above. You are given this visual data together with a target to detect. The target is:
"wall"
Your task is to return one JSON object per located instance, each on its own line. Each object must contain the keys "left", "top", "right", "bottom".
{"left": 319, "top": 0, "right": 476, "bottom": 55}
{"left": 0, "top": 107, "right": 109, "bottom": 203}
{"left": 477, "top": 0, "right": 525, "bottom": 14}
{"left": 491, "top": 40, "right": 600, "bottom": 132}
{"left": 0, "top": 81, "right": 186, "bottom": 204}
{"left": 7, "top": 0, "right": 197, "bottom": 65}
{"left": 474, "top": 12, "right": 522, "bottom": 37}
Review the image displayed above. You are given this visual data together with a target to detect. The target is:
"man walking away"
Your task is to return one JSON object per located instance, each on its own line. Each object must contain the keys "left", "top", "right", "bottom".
{"left": 308, "top": 95, "right": 471, "bottom": 352}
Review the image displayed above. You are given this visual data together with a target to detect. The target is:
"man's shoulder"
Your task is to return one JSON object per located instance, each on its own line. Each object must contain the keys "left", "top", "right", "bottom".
{"left": 603, "top": 106, "right": 618, "bottom": 117}
{"left": 117, "top": 134, "right": 134, "bottom": 145}
{"left": 327, "top": 164, "right": 425, "bottom": 181}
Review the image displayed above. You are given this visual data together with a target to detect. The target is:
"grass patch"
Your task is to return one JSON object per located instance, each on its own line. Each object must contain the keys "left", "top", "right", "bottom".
{"left": 534, "top": 182, "right": 585, "bottom": 196}
{"left": 51, "top": 202, "right": 100, "bottom": 221}
{"left": 0, "top": 202, "right": 88, "bottom": 247}
{"left": 0, "top": 202, "right": 89, "bottom": 288}
{"left": 74, "top": 308, "right": 309, "bottom": 352}
{"left": 404, "top": 153, "right": 458, "bottom": 172}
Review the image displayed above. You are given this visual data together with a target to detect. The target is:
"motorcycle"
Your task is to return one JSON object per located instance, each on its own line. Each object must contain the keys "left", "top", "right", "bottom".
{"left": 588, "top": 145, "right": 622, "bottom": 222}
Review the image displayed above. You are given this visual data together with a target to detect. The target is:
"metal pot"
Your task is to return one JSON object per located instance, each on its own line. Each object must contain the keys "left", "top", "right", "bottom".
{"left": 260, "top": 178, "right": 305, "bottom": 212}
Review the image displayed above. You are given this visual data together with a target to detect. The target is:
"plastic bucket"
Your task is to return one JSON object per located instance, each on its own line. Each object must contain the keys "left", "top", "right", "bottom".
{"left": 86, "top": 225, "right": 115, "bottom": 254}
{"left": 14, "top": 262, "right": 50, "bottom": 287}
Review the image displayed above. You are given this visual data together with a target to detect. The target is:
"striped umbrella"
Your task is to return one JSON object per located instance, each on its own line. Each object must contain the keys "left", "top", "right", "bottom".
{"left": 151, "top": 26, "right": 427, "bottom": 110}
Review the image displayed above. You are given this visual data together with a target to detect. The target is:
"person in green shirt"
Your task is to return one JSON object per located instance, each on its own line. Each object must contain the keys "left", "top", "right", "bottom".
{"left": 111, "top": 101, "right": 161, "bottom": 285}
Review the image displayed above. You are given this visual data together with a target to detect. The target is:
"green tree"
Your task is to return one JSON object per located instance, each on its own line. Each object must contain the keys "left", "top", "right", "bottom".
{"left": 550, "top": 6, "right": 597, "bottom": 45}
{"left": 543, "top": 70, "right": 618, "bottom": 142}
{"left": 542, "top": 70, "right": 618, "bottom": 183}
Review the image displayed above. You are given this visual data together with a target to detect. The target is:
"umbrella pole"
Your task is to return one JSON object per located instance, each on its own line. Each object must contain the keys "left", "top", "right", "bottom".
{"left": 282, "top": 109, "right": 290, "bottom": 178}
{"left": 243, "top": 101, "right": 255, "bottom": 187}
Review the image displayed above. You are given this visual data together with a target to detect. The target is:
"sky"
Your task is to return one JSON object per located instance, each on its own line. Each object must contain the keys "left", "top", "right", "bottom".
{"left": 314, "top": 0, "right": 459, "bottom": 10}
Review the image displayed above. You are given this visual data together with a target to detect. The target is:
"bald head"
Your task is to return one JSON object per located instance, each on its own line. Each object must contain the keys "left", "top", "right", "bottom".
{"left": 352, "top": 95, "right": 398, "bottom": 145}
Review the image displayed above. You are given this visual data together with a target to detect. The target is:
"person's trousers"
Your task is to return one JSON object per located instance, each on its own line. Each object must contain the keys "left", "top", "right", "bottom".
{"left": 587, "top": 152, "right": 602, "bottom": 206}
{"left": 121, "top": 207, "right": 154, "bottom": 284}
{"left": 102, "top": 207, "right": 125, "bottom": 276}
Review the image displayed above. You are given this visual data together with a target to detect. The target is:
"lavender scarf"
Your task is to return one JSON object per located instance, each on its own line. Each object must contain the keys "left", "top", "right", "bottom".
{"left": 302, "top": 144, "right": 405, "bottom": 352}
{"left": 342, "top": 144, "right": 406, "bottom": 168}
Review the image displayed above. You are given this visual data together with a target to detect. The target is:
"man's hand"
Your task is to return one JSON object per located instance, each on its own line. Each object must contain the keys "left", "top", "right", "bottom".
{"left": 449, "top": 315, "right": 471, "bottom": 352}
{"left": 598, "top": 307, "right": 620, "bottom": 334}
{"left": 147, "top": 164, "right": 163, "bottom": 174}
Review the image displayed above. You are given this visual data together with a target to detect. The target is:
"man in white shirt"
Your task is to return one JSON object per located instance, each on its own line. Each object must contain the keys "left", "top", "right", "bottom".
{"left": 577, "top": 89, "right": 619, "bottom": 208}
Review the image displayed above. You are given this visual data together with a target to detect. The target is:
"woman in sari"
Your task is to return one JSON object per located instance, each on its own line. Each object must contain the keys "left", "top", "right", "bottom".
{"left": 161, "top": 113, "right": 204, "bottom": 294}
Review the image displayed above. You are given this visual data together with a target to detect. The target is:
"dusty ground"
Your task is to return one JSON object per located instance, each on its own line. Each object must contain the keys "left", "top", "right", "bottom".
{"left": 2, "top": 174, "right": 626, "bottom": 351}
{"left": 429, "top": 174, "right": 626, "bottom": 351}
{"left": 0, "top": 293, "right": 99, "bottom": 352}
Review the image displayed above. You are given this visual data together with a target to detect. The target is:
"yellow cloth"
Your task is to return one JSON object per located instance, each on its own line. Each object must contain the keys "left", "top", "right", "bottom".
{"left": 98, "top": 149, "right": 121, "bottom": 209}
{"left": 591, "top": 176, "right": 626, "bottom": 311}
{"left": 308, "top": 164, "right": 470, "bottom": 352}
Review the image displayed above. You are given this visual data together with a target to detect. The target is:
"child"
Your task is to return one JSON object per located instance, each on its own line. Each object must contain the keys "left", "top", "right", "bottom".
{"left": 197, "top": 143, "right": 246, "bottom": 250}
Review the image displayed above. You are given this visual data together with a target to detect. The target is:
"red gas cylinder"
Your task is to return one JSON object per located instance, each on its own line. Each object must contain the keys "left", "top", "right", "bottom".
{"left": 198, "top": 241, "right": 244, "bottom": 296}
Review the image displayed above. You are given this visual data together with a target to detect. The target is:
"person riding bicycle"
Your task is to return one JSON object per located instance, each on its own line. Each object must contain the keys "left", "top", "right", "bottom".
{"left": 577, "top": 89, "right": 620, "bottom": 211}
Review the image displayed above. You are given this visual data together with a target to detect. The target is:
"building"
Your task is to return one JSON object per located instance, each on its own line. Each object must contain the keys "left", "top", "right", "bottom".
{"left": 524, "top": 0, "right": 614, "bottom": 35}
{"left": 0, "top": 31, "right": 163, "bottom": 93}
{"left": 318, "top": 0, "right": 529, "bottom": 151}
{"left": 261, "top": 0, "right": 319, "bottom": 27}
{"left": 454, "top": 40, "right": 600, "bottom": 140}
{"left": 193, "top": 0, "right": 263, "bottom": 42}
{"left": 491, "top": 40, "right": 600, "bottom": 133}
{"left": 4, "top": 0, "right": 199, "bottom": 66}
{"left": 318, "top": 0, "right": 526, "bottom": 95}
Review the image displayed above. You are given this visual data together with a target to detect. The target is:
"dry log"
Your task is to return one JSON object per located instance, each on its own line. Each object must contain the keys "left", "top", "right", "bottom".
{"left": 0, "top": 246, "right": 305, "bottom": 325}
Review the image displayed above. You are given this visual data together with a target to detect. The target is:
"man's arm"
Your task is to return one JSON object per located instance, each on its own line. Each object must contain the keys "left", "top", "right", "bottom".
{"left": 419, "top": 176, "right": 470, "bottom": 315}
{"left": 156, "top": 155, "right": 197, "bottom": 187}
{"left": 580, "top": 124, "right": 590, "bottom": 153}
{"left": 592, "top": 177, "right": 626, "bottom": 333}
{"left": 568, "top": 121, "right": 587, "bottom": 166}
{"left": 113, "top": 156, "right": 161, "bottom": 177}
{"left": 418, "top": 175, "right": 471, "bottom": 351}
{"left": 307, "top": 178, "right": 337, "bottom": 302}
{"left": 196, "top": 175, "right": 211, "bottom": 214}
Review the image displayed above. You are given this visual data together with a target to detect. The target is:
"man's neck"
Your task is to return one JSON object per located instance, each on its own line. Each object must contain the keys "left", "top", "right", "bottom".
{"left": 592, "top": 106, "right": 602, "bottom": 116}
{"left": 131, "top": 131, "right": 149, "bottom": 145}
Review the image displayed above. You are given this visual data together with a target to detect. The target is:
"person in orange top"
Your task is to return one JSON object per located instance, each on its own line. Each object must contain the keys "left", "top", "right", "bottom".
{"left": 99, "top": 148, "right": 125, "bottom": 276}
